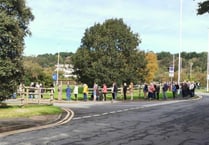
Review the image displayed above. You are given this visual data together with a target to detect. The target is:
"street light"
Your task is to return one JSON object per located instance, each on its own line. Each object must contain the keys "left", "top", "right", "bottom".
{"left": 190, "top": 62, "right": 193, "bottom": 80}
{"left": 178, "top": 0, "right": 183, "bottom": 85}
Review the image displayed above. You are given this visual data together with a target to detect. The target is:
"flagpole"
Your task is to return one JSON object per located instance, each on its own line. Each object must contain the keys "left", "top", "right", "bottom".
{"left": 207, "top": 29, "right": 209, "bottom": 91}
{"left": 178, "top": 0, "right": 182, "bottom": 86}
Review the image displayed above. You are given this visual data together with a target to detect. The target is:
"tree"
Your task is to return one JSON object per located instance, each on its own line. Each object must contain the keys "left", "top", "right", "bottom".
{"left": 145, "top": 52, "right": 158, "bottom": 83}
{"left": 23, "top": 59, "right": 53, "bottom": 87}
{"left": 197, "top": 0, "right": 209, "bottom": 15}
{"left": 72, "top": 18, "right": 147, "bottom": 86}
{"left": 0, "top": 0, "right": 34, "bottom": 101}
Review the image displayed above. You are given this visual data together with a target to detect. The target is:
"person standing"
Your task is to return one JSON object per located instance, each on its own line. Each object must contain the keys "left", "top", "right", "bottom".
{"left": 66, "top": 85, "right": 71, "bottom": 101}
{"left": 148, "top": 83, "right": 155, "bottom": 100}
{"left": 189, "top": 81, "right": 195, "bottom": 97}
{"left": 129, "top": 82, "right": 134, "bottom": 101}
{"left": 102, "top": 83, "right": 107, "bottom": 101}
{"left": 29, "top": 82, "right": 34, "bottom": 99}
{"left": 143, "top": 83, "right": 148, "bottom": 99}
{"left": 113, "top": 82, "right": 118, "bottom": 100}
{"left": 50, "top": 83, "right": 55, "bottom": 101}
{"left": 40, "top": 83, "right": 44, "bottom": 99}
{"left": 162, "top": 82, "right": 168, "bottom": 100}
{"left": 123, "top": 83, "right": 128, "bottom": 101}
{"left": 172, "top": 82, "right": 177, "bottom": 99}
{"left": 156, "top": 83, "right": 160, "bottom": 100}
{"left": 111, "top": 83, "right": 115, "bottom": 100}
{"left": 93, "top": 83, "right": 98, "bottom": 101}
{"left": 73, "top": 83, "right": 79, "bottom": 101}
{"left": 83, "top": 84, "right": 88, "bottom": 101}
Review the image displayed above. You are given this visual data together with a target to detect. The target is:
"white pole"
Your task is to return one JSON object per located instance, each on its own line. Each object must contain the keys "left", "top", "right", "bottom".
{"left": 178, "top": 0, "right": 182, "bottom": 85}
{"left": 173, "top": 54, "right": 175, "bottom": 71}
{"left": 207, "top": 30, "right": 209, "bottom": 91}
{"left": 56, "top": 51, "right": 60, "bottom": 86}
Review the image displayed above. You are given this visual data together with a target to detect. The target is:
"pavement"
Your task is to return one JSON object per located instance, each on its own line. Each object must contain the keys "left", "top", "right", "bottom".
{"left": 0, "top": 94, "right": 203, "bottom": 137}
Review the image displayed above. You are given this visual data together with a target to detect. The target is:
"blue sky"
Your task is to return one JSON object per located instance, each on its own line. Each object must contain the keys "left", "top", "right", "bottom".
{"left": 24, "top": 0, "right": 209, "bottom": 56}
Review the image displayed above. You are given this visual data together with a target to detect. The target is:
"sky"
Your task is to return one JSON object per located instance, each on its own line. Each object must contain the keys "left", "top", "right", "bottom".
{"left": 24, "top": 0, "right": 209, "bottom": 56}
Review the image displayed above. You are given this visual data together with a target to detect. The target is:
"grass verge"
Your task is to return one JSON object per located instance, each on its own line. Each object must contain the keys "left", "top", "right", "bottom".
{"left": 0, "top": 104, "right": 62, "bottom": 119}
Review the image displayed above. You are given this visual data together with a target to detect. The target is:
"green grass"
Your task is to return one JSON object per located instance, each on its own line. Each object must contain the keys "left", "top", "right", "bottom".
{"left": 0, "top": 104, "right": 62, "bottom": 119}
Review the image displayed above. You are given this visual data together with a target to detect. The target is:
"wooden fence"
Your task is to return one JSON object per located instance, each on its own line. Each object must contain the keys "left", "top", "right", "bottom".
{"left": 17, "top": 86, "right": 55, "bottom": 105}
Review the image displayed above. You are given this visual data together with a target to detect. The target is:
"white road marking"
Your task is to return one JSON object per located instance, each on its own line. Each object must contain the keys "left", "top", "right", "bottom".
{"left": 102, "top": 112, "right": 108, "bottom": 115}
{"left": 72, "top": 98, "right": 201, "bottom": 120}
{"left": 93, "top": 114, "right": 101, "bottom": 117}
{"left": 110, "top": 111, "right": 116, "bottom": 114}
{"left": 82, "top": 115, "right": 91, "bottom": 119}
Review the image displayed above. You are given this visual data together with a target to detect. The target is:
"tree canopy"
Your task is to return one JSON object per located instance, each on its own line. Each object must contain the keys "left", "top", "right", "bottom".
{"left": 72, "top": 18, "right": 147, "bottom": 86}
{"left": 0, "top": 0, "right": 34, "bottom": 101}
{"left": 197, "top": 0, "right": 209, "bottom": 15}
{"left": 145, "top": 52, "right": 158, "bottom": 83}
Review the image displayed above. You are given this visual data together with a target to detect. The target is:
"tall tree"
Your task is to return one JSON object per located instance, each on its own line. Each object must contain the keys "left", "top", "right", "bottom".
{"left": 0, "top": 0, "right": 34, "bottom": 101}
{"left": 197, "top": 0, "right": 209, "bottom": 15}
{"left": 72, "top": 18, "right": 147, "bottom": 86}
{"left": 145, "top": 52, "right": 158, "bottom": 83}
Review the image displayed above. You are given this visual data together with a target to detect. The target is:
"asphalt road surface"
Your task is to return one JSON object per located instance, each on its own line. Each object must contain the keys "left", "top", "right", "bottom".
{"left": 1, "top": 94, "right": 209, "bottom": 145}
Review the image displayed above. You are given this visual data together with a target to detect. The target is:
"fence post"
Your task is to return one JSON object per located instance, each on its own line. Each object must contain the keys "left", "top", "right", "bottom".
{"left": 38, "top": 88, "right": 41, "bottom": 104}
{"left": 50, "top": 88, "right": 54, "bottom": 104}
{"left": 26, "top": 88, "right": 29, "bottom": 104}
{"left": 20, "top": 87, "right": 25, "bottom": 106}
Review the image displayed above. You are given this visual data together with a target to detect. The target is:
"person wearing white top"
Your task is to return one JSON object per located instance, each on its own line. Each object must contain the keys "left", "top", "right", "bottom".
{"left": 73, "top": 84, "right": 79, "bottom": 101}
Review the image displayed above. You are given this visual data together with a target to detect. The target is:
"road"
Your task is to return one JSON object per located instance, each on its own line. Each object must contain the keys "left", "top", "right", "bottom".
{"left": 0, "top": 94, "right": 209, "bottom": 145}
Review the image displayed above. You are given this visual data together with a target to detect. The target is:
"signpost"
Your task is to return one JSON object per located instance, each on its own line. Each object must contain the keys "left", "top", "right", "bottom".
{"left": 169, "top": 66, "right": 174, "bottom": 78}
{"left": 52, "top": 74, "right": 57, "bottom": 81}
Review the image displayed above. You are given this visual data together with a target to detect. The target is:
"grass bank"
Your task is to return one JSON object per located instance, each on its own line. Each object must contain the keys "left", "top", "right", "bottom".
{"left": 0, "top": 104, "right": 62, "bottom": 119}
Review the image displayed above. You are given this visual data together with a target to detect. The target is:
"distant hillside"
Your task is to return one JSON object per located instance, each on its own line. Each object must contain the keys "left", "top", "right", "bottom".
{"left": 23, "top": 52, "right": 73, "bottom": 68}
{"left": 23, "top": 51, "right": 208, "bottom": 86}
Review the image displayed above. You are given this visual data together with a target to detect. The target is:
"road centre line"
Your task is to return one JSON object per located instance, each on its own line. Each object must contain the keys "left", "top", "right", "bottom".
{"left": 82, "top": 115, "right": 92, "bottom": 119}
{"left": 72, "top": 98, "right": 201, "bottom": 120}
{"left": 73, "top": 117, "right": 82, "bottom": 120}
{"left": 123, "top": 108, "right": 129, "bottom": 111}
{"left": 93, "top": 114, "right": 101, "bottom": 117}
{"left": 102, "top": 112, "right": 108, "bottom": 115}
{"left": 73, "top": 107, "right": 146, "bottom": 120}
{"left": 109, "top": 111, "right": 116, "bottom": 114}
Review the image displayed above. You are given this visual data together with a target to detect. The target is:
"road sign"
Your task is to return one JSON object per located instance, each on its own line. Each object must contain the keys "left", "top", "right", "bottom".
{"left": 169, "top": 66, "right": 174, "bottom": 72}
{"left": 52, "top": 74, "right": 57, "bottom": 81}
{"left": 169, "top": 66, "right": 174, "bottom": 77}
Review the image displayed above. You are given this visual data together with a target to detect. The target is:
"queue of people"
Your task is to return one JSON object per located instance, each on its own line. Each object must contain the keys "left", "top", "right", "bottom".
{"left": 142, "top": 81, "right": 196, "bottom": 100}
{"left": 19, "top": 80, "right": 197, "bottom": 102}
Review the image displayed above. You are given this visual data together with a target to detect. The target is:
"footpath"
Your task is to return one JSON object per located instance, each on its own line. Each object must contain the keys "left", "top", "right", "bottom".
{"left": 0, "top": 94, "right": 203, "bottom": 137}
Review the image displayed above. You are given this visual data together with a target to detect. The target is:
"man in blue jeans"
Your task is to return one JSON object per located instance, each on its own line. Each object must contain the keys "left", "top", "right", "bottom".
{"left": 66, "top": 85, "right": 71, "bottom": 101}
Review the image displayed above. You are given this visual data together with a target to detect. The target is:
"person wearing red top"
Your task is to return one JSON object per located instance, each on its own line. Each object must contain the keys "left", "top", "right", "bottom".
{"left": 102, "top": 83, "right": 107, "bottom": 101}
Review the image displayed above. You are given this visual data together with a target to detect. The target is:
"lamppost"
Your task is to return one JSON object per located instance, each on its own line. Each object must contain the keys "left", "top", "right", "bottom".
{"left": 190, "top": 62, "right": 193, "bottom": 80}
{"left": 178, "top": 0, "right": 183, "bottom": 85}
